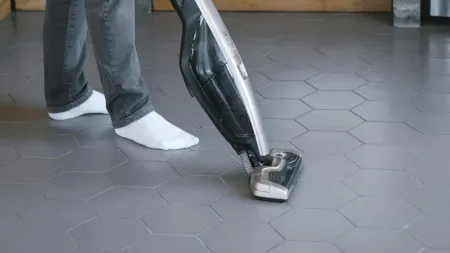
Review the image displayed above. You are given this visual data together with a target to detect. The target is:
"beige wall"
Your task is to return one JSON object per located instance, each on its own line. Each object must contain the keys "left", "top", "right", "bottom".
{"left": 154, "top": 0, "right": 392, "bottom": 12}
{"left": 1, "top": 0, "right": 11, "bottom": 21}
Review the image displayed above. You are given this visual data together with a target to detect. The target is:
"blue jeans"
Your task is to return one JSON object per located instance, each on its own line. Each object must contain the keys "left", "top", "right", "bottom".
{"left": 43, "top": 0, "right": 153, "bottom": 128}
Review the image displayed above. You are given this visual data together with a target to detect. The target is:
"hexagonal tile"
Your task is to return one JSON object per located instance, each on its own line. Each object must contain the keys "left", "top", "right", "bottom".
{"left": 267, "top": 47, "right": 324, "bottom": 64}
{"left": 0, "top": 74, "right": 29, "bottom": 94}
{"left": 12, "top": 135, "right": 79, "bottom": 158}
{"left": 357, "top": 66, "right": 418, "bottom": 83}
{"left": 311, "top": 56, "right": 371, "bottom": 73}
{"left": 43, "top": 172, "right": 113, "bottom": 201}
{"left": 290, "top": 181, "right": 357, "bottom": 209}
{"left": 421, "top": 58, "right": 450, "bottom": 75}
{"left": 156, "top": 176, "right": 231, "bottom": 205}
{"left": 269, "top": 241, "right": 341, "bottom": 253}
{"left": 409, "top": 74, "right": 450, "bottom": 93}
{"left": 291, "top": 131, "right": 362, "bottom": 155}
{"left": 261, "top": 64, "right": 320, "bottom": 81}
{"left": 141, "top": 69, "right": 179, "bottom": 87}
{"left": 259, "top": 99, "right": 311, "bottom": 119}
{"left": 169, "top": 151, "right": 241, "bottom": 176}
{"left": 406, "top": 186, "right": 450, "bottom": 215}
{"left": 409, "top": 135, "right": 450, "bottom": 158}
{"left": 19, "top": 200, "right": 96, "bottom": 230}
{"left": 359, "top": 50, "right": 421, "bottom": 67}
{"left": 343, "top": 169, "right": 421, "bottom": 197}
{"left": 307, "top": 73, "right": 367, "bottom": 91}
{"left": 88, "top": 187, "right": 165, "bottom": 218}
{"left": 152, "top": 94, "right": 202, "bottom": 119}
{"left": 0, "top": 158, "right": 62, "bottom": 184}
{"left": 0, "top": 94, "right": 13, "bottom": 105}
{"left": 106, "top": 161, "right": 178, "bottom": 187}
{"left": 256, "top": 80, "right": 316, "bottom": 99}
{"left": 220, "top": 168, "right": 250, "bottom": 192}
{"left": 302, "top": 155, "right": 360, "bottom": 182}
{"left": 0, "top": 227, "right": 77, "bottom": 253}
{"left": 347, "top": 144, "right": 422, "bottom": 170}
{"left": 0, "top": 184, "right": 45, "bottom": 214}
{"left": 316, "top": 42, "right": 368, "bottom": 57}
{"left": 0, "top": 54, "right": 43, "bottom": 76}
{"left": 126, "top": 235, "right": 209, "bottom": 253}
{"left": 57, "top": 147, "right": 126, "bottom": 172}
{"left": 70, "top": 217, "right": 150, "bottom": 250}
{"left": 272, "top": 33, "right": 317, "bottom": 47}
{"left": 352, "top": 101, "right": 419, "bottom": 122}
{"left": 302, "top": 91, "right": 365, "bottom": 109}
{"left": 270, "top": 209, "right": 353, "bottom": 241}
{"left": 252, "top": 89, "right": 264, "bottom": 101}
{"left": 210, "top": 192, "right": 291, "bottom": 222}
{"left": 34, "top": 115, "right": 112, "bottom": 135}
{"left": 340, "top": 197, "right": 422, "bottom": 228}
{"left": 199, "top": 221, "right": 283, "bottom": 253}
{"left": 142, "top": 204, "right": 220, "bottom": 235}
{"left": 190, "top": 112, "right": 214, "bottom": 128}
{"left": 407, "top": 113, "right": 450, "bottom": 134}
{"left": 355, "top": 82, "right": 419, "bottom": 102}
{"left": 421, "top": 250, "right": 450, "bottom": 253}
{"left": 240, "top": 53, "right": 276, "bottom": 70}
{"left": 335, "top": 228, "right": 423, "bottom": 253}
{"left": 232, "top": 26, "right": 282, "bottom": 40}
{"left": 262, "top": 119, "right": 306, "bottom": 142}
{"left": 407, "top": 214, "right": 450, "bottom": 249}
{"left": 190, "top": 128, "right": 231, "bottom": 152}
{"left": 420, "top": 41, "right": 450, "bottom": 58}
{"left": 75, "top": 250, "right": 123, "bottom": 253}
{"left": 349, "top": 122, "right": 420, "bottom": 144}
{"left": 410, "top": 93, "right": 450, "bottom": 113}
{"left": 0, "top": 212, "right": 22, "bottom": 242}
{"left": 75, "top": 126, "right": 117, "bottom": 147}
{"left": 0, "top": 146, "right": 19, "bottom": 166}
{"left": 296, "top": 110, "right": 363, "bottom": 131}
{"left": 118, "top": 137, "right": 189, "bottom": 162}
{"left": 248, "top": 70, "right": 270, "bottom": 87}
{"left": 405, "top": 158, "right": 450, "bottom": 186}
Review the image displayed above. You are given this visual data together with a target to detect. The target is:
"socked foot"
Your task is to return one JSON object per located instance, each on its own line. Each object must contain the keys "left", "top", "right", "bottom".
{"left": 115, "top": 111, "right": 199, "bottom": 150}
{"left": 48, "top": 90, "right": 109, "bottom": 120}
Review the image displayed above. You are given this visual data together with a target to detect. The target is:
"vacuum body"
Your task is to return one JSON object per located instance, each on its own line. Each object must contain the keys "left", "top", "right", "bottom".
{"left": 170, "top": 0, "right": 303, "bottom": 201}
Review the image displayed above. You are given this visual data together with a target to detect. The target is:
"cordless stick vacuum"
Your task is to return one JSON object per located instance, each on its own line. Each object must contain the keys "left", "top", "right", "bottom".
{"left": 169, "top": 0, "right": 303, "bottom": 201}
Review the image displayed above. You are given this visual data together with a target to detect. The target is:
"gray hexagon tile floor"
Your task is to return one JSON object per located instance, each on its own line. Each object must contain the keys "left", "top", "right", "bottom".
{"left": 1, "top": 11, "right": 450, "bottom": 253}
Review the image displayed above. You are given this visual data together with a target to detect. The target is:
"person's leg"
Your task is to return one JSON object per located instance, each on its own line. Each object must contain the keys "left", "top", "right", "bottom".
{"left": 43, "top": 0, "right": 108, "bottom": 119}
{"left": 84, "top": 0, "right": 198, "bottom": 150}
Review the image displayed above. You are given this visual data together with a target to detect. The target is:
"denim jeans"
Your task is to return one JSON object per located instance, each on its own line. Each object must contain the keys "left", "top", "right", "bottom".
{"left": 43, "top": 0, "right": 154, "bottom": 128}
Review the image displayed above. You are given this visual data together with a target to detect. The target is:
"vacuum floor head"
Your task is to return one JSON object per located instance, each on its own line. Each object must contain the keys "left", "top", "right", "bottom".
{"left": 243, "top": 149, "right": 303, "bottom": 201}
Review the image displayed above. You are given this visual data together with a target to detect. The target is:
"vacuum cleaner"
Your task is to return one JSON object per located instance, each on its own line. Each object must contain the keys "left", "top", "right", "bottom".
{"left": 169, "top": 0, "right": 303, "bottom": 201}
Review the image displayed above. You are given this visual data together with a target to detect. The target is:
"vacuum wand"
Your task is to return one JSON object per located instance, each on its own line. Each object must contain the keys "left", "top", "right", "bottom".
{"left": 169, "top": 0, "right": 304, "bottom": 201}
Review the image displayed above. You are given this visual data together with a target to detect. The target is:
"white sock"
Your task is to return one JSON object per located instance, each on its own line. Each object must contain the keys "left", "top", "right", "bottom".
{"left": 48, "top": 90, "right": 108, "bottom": 120}
{"left": 115, "top": 111, "right": 199, "bottom": 150}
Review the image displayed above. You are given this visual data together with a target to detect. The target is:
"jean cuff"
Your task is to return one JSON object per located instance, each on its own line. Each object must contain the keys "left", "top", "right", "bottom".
{"left": 112, "top": 103, "right": 154, "bottom": 129}
{"left": 47, "top": 87, "right": 94, "bottom": 113}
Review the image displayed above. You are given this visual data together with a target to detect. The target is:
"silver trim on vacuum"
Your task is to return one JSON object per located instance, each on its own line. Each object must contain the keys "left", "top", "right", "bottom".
{"left": 194, "top": 0, "right": 269, "bottom": 156}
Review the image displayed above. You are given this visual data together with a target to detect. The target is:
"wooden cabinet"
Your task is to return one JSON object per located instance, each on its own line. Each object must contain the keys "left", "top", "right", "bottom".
{"left": 1, "top": 0, "right": 11, "bottom": 21}
{"left": 153, "top": 0, "right": 392, "bottom": 12}
{"left": 15, "top": 0, "right": 45, "bottom": 10}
